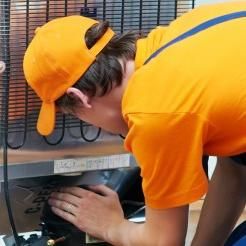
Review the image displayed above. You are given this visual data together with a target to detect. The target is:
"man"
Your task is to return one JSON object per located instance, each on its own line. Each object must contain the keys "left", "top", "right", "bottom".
{"left": 23, "top": 1, "right": 246, "bottom": 245}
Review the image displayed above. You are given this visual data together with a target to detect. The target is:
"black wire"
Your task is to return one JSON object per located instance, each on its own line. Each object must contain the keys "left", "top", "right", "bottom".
{"left": 3, "top": 145, "right": 21, "bottom": 246}
{"left": 120, "top": 0, "right": 125, "bottom": 33}
{"left": 7, "top": 124, "right": 27, "bottom": 149}
{"left": 119, "top": 134, "right": 125, "bottom": 139}
{"left": 1, "top": 0, "right": 20, "bottom": 243}
{"left": 174, "top": 0, "right": 178, "bottom": 19}
{"left": 139, "top": 0, "right": 143, "bottom": 30}
{"left": 5, "top": 0, "right": 30, "bottom": 150}
{"left": 102, "top": 0, "right": 106, "bottom": 21}
{"left": 157, "top": 0, "right": 161, "bottom": 25}
{"left": 192, "top": 0, "right": 196, "bottom": 9}
{"left": 64, "top": 0, "right": 68, "bottom": 16}
{"left": 43, "top": 115, "right": 66, "bottom": 145}
{"left": 80, "top": 122, "right": 101, "bottom": 142}
{"left": 46, "top": 0, "right": 50, "bottom": 22}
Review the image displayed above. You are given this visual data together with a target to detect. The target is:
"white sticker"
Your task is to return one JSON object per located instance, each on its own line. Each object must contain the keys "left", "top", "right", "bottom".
{"left": 85, "top": 233, "right": 103, "bottom": 244}
{"left": 54, "top": 154, "right": 130, "bottom": 174}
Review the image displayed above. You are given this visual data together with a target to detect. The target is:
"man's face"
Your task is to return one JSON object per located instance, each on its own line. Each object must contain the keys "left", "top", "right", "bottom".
{"left": 71, "top": 101, "right": 128, "bottom": 135}
{"left": 60, "top": 60, "right": 134, "bottom": 136}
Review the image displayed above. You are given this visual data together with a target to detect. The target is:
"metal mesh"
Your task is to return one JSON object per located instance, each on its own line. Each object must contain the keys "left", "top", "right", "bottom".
{"left": 0, "top": 0, "right": 195, "bottom": 149}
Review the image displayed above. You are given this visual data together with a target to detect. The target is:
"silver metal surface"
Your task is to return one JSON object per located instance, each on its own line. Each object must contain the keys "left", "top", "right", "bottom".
{"left": 0, "top": 113, "right": 138, "bottom": 180}
{"left": 0, "top": 166, "right": 140, "bottom": 234}
{"left": 0, "top": 129, "right": 137, "bottom": 180}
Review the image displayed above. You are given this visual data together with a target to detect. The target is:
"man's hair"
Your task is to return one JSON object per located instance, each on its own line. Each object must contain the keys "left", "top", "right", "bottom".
{"left": 56, "top": 21, "right": 138, "bottom": 113}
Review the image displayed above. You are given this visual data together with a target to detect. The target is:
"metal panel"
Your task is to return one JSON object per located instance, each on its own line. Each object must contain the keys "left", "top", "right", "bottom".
{"left": 0, "top": 0, "right": 194, "bottom": 178}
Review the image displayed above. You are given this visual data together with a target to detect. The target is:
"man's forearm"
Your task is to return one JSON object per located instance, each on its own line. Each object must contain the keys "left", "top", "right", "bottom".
{"left": 192, "top": 157, "right": 246, "bottom": 246}
{"left": 106, "top": 205, "right": 188, "bottom": 246}
{"left": 106, "top": 218, "right": 186, "bottom": 246}
{"left": 107, "top": 219, "right": 169, "bottom": 246}
{"left": 106, "top": 219, "right": 147, "bottom": 246}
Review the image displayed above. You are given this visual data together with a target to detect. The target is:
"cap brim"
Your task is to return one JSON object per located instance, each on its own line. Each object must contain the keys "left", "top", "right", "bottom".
{"left": 37, "top": 102, "right": 55, "bottom": 136}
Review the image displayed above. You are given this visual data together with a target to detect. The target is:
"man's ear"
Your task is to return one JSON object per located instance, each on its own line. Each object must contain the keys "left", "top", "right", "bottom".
{"left": 66, "top": 87, "right": 92, "bottom": 108}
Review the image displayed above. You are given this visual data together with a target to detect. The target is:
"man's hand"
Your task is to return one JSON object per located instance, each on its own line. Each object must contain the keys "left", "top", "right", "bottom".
{"left": 49, "top": 185, "right": 189, "bottom": 246}
{"left": 48, "top": 184, "right": 125, "bottom": 242}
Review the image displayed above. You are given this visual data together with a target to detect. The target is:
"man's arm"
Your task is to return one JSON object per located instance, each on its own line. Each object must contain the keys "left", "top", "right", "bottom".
{"left": 108, "top": 204, "right": 189, "bottom": 246}
{"left": 49, "top": 185, "right": 189, "bottom": 246}
{"left": 192, "top": 157, "right": 246, "bottom": 246}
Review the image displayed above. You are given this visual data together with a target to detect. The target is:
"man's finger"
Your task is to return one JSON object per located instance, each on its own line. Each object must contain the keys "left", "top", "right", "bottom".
{"left": 50, "top": 191, "right": 81, "bottom": 206}
{"left": 51, "top": 206, "right": 76, "bottom": 224}
{"left": 88, "top": 184, "right": 117, "bottom": 197}
{"left": 49, "top": 198, "right": 77, "bottom": 214}
{"left": 60, "top": 186, "right": 91, "bottom": 198}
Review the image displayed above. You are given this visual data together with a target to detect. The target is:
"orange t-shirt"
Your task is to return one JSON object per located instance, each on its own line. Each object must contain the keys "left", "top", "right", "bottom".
{"left": 122, "top": 1, "right": 246, "bottom": 209}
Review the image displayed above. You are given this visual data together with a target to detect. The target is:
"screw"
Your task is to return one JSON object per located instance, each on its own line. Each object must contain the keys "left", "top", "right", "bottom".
{"left": 47, "top": 239, "right": 55, "bottom": 246}
{"left": 47, "top": 236, "right": 66, "bottom": 246}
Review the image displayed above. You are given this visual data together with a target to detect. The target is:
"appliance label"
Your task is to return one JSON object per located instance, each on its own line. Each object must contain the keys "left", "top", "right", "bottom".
{"left": 54, "top": 154, "right": 130, "bottom": 174}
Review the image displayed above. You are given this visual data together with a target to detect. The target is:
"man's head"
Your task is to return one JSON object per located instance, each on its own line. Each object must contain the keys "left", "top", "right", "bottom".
{"left": 23, "top": 15, "right": 137, "bottom": 136}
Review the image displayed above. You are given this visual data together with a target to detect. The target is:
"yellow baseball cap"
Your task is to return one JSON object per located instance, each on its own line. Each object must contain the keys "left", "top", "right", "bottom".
{"left": 23, "top": 15, "right": 115, "bottom": 136}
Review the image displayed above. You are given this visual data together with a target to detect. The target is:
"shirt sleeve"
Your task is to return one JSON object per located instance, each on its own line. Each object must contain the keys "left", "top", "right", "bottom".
{"left": 124, "top": 112, "right": 209, "bottom": 209}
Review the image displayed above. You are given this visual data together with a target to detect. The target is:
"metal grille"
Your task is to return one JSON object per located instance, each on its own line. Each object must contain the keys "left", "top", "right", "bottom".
{"left": 0, "top": 0, "right": 195, "bottom": 149}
